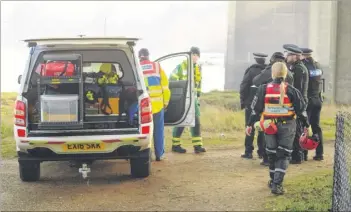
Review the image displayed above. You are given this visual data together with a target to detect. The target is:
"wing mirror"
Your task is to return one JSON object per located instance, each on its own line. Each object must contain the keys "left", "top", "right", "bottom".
{"left": 17, "top": 75, "right": 22, "bottom": 84}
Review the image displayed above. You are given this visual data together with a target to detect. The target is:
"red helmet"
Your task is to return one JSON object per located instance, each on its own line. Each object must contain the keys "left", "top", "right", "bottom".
{"left": 299, "top": 128, "right": 320, "bottom": 150}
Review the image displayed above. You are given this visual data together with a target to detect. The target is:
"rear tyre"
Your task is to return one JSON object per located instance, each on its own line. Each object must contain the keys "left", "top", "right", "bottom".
{"left": 130, "top": 149, "right": 151, "bottom": 178}
{"left": 19, "top": 161, "right": 41, "bottom": 182}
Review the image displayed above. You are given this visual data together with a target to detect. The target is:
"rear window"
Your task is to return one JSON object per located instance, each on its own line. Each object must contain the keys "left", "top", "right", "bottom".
{"left": 30, "top": 49, "right": 136, "bottom": 86}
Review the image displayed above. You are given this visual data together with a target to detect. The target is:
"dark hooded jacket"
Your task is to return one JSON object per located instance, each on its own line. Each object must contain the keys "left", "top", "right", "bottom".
{"left": 240, "top": 63, "right": 267, "bottom": 108}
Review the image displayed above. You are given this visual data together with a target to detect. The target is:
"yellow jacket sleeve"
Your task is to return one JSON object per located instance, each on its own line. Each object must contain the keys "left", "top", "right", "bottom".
{"left": 159, "top": 65, "right": 171, "bottom": 107}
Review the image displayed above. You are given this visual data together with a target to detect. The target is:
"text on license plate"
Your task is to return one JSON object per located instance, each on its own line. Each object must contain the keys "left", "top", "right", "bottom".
{"left": 63, "top": 143, "right": 105, "bottom": 152}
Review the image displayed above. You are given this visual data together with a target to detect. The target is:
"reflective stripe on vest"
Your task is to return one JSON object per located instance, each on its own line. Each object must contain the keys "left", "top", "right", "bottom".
{"left": 263, "top": 83, "right": 295, "bottom": 118}
{"left": 140, "top": 60, "right": 163, "bottom": 97}
{"left": 140, "top": 60, "right": 164, "bottom": 114}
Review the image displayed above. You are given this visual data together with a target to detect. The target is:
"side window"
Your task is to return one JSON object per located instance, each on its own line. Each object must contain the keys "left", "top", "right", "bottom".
{"left": 157, "top": 55, "right": 189, "bottom": 81}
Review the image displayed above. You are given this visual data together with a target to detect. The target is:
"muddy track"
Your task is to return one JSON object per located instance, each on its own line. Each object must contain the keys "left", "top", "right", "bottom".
{"left": 0, "top": 143, "right": 334, "bottom": 211}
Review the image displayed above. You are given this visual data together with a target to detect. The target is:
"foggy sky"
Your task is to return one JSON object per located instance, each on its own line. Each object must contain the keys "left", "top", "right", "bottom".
{"left": 1, "top": 1, "right": 227, "bottom": 92}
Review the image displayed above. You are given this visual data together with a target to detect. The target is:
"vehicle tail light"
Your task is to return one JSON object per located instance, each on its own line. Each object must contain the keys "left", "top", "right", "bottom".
{"left": 140, "top": 97, "right": 152, "bottom": 124}
{"left": 14, "top": 100, "right": 26, "bottom": 127}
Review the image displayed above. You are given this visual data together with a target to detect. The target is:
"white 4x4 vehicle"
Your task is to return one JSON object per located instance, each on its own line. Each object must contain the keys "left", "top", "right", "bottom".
{"left": 14, "top": 37, "right": 196, "bottom": 182}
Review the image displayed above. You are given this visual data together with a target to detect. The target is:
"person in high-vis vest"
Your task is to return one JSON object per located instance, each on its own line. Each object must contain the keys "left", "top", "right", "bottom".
{"left": 246, "top": 62, "right": 309, "bottom": 195}
{"left": 170, "top": 47, "right": 206, "bottom": 154}
{"left": 139, "top": 48, "right": 171, "bottom": 161}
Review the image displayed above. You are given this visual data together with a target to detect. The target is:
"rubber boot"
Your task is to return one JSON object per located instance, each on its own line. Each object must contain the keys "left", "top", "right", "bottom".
{"left": 194, "top": 145, "right": 206, "bottom": 154}
{"left": 268, "top": 180, "right": 273, "bottom": 189}
{"left": 172, "top": 145, "right": 187, "bottom": 153}
{"left": 313, "top": 155, "right": 324, "bottom": 161}
{"left": 271, "top": 183, "right": 285, "bottom": 195}
{"left": 241, "top": 153, "right": 253, "bottom": 159}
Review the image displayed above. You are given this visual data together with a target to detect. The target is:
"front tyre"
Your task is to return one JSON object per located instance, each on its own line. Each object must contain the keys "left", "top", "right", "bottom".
{"left": 130, "top": 148, "right": 151, "bottom": 178}
{"left": 19, "top": 161, "right": 41, "bottom": 182}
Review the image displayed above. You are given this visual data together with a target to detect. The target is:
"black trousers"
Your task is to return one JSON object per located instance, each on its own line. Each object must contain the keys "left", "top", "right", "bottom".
{"left": 306, "top": 96, "right": 323, "bottom": 157}
{"left": 291, "top": 118, "right": 304, "bottom": 162}
{"left": 265, "top": 120, "right": 296, "bottom": 184}
{"left": 245, "top": 108, "right": 266, "bottom": 159}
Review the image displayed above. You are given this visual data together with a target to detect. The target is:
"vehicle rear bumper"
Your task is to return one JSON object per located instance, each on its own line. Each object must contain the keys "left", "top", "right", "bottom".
{"left": 18, "top": 146, "right": 150, "bottom": 162}
{"left": 15, "top": 133, "right": 152, "bottom": 158}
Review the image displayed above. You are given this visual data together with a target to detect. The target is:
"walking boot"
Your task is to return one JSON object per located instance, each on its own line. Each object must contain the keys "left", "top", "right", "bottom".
{"left": 241, "top": 153, "right": 253, "bottom": 159}
{"left": 172, "top": 145, "right": 187, "bottom": 153}
{"left": 313, "top": 155, "right": 324, "bottom": 161}
{"left": 268, "top": 180, "right": 273, "bottom": 189}
{"left": 271, "top": 183, "right": 285, "bottom": 195}
{"left": 290, "top": 159, "right": 302, "bottom": 164}
{"left": 257, "top": 150, "right": 263, "bottom": 159}
{"left": 260, "top": 161, "right": 270, "bottom": 166}
{"left": 194, "top": 145, "right": 206, "bottom": 154}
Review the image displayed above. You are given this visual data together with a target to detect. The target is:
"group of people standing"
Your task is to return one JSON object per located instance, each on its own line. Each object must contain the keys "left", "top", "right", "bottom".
{"left": 240, "top": 44, "right": 324, "bottom": 194}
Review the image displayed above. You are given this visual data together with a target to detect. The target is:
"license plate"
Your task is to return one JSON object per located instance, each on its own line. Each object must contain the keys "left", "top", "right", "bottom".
{"left": 63, "top": 143, "right": 105, "bottom": 152}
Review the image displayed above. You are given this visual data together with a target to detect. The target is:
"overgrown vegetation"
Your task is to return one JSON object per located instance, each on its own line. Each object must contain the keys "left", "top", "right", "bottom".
{"left": 0, "top": 90, "right": 347, "bottom": 211}
{"left": 266, "top": 170, "right": 333, "bottom": 211}
{"left": 0, "top": 91, "right": 341, "bottom": 157}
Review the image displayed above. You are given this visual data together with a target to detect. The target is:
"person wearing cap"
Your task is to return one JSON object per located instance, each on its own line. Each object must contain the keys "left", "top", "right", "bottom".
{"left": 169, "top": 47, "right": 206, "bottom": 154}
{"left": 253, "top": 52, "right": 294, "bottom": 86}
{"left": 138, "top": 48, "right": 171, "bottom": 161}
{"left": 283, "top": 44, "right": 302, "bottom": 63}
{"left": 240, "top": 52, "right": 268, "bottom": 160}
{"left": 283, "top": 45, "right": 309, "bottom": 164}
{"left": 300, "top": 47, "right": 324, "bottom": 161}
{"left": 251, "top": 52, "right": 294, "bottom": 166}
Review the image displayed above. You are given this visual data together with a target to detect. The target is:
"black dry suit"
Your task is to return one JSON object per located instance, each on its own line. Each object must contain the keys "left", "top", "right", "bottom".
{"left": 240, "top": 63, "right": 266, "bottom": 157}
{"left": 288, "top": 60, "right": 309, "bottom": 162}
{"left": 248, "top": 79, "right": 308, "bottom": 186}
{"left": 303, "top": 57, "right": 324, "bottom": 158}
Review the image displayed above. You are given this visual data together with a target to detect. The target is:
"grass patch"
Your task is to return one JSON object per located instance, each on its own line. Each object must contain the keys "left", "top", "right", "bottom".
{"left": 266, "top": 170, "right": 333, "bottom": 211}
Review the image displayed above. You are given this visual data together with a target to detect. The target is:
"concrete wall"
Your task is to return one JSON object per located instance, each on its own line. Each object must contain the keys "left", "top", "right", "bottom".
{"left": 225, "top": 1, "right": 310, "bottom": 90}
{"left": 225, "top": 1, "right": 351, "bottom": 104}
{"left": 334, "top": 0, "right": 351, "bottom": 104}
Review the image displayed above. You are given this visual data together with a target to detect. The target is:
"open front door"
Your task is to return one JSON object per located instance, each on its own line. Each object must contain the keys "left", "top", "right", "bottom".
{"left": 155, "top": 52, "right": 195, "bottom": 127}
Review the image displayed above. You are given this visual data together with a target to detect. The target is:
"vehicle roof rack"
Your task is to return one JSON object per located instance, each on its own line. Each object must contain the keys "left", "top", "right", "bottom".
{"left": 23, "top": 37, "right": 140, "bottom": 46}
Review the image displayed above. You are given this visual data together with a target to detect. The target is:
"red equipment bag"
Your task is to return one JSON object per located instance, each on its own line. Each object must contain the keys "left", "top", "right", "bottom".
{"left": 41, "top": 61, "right": 75, "bottom": 77}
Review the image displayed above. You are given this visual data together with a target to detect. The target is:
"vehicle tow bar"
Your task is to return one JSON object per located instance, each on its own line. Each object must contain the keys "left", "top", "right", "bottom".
{"left": 78, "top": 163, "right": 91, "bottom": 180}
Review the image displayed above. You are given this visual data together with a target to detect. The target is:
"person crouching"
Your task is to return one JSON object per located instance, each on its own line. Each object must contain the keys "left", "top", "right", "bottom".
{"left": 245, "top": 62, "right": 309, "bottom": 195}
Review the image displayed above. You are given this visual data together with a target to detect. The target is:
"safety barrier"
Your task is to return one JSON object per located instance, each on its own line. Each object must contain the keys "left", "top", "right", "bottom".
{"left": 332, "top": 111, "right": 351, "bottom": 211}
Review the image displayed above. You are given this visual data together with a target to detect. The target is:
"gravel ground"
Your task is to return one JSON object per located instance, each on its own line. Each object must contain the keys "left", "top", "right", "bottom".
{"left": 0, "top": 144, "right": 334, "bottom": 211}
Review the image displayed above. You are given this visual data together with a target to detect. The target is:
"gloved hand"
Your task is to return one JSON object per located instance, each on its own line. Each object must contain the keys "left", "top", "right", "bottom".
{"left": 245, "top": 126, "right": 252, "bottom": 136}
{"left": 299, "top": 116, "right": 310, "bottom": 128}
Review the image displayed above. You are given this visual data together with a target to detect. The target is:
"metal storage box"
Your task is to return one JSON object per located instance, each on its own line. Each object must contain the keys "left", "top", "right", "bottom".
{"left": 40, "top": 95, "right": 79, "bottom": 123}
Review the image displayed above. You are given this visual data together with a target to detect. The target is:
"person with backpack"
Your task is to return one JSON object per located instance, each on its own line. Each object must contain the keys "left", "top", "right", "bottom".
{"left": 246, "top": 62, "right": 309, "bottom": 195}
{"left": 251, "top": 52, "right": 293, "bottom": 166}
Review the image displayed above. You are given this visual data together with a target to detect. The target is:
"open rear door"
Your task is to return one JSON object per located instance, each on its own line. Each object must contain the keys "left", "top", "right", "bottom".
{"left": 155, "top": 52, "right": 195, "bottom": 127}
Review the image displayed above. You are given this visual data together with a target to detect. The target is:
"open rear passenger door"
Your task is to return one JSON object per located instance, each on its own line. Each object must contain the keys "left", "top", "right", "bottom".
{"left": 155, "top": 52, "right": 195, "bottom": 127}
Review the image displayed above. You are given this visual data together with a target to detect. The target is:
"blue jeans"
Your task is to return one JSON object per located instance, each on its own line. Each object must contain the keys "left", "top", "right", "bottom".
{"left": 153, "top": 109, "right": 165, "bottom": 158}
